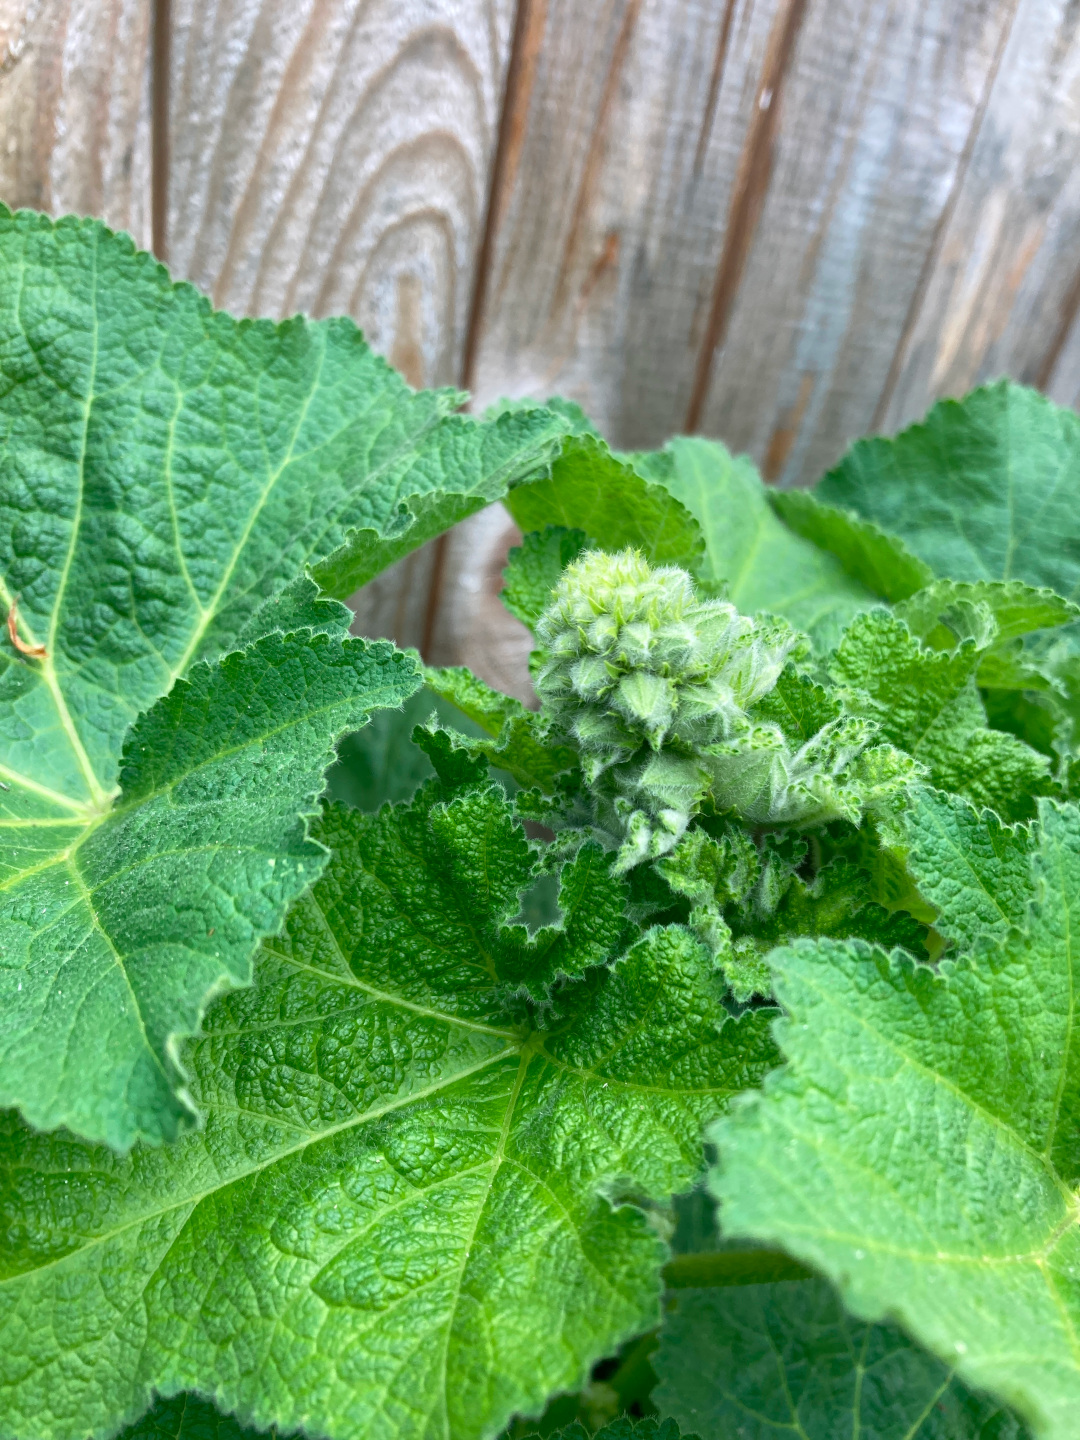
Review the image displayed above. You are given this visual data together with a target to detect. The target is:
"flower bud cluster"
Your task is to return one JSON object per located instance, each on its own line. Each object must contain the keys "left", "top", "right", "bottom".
{"left": 534, "top": 549, "right": 796, "bottom": 770}
{"left": 534, "top": 549, "right": 911, "bottom": 869}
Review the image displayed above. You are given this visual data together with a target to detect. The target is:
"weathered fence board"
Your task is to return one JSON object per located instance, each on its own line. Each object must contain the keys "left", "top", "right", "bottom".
{"left": 469, "top": 0, "right": 786, "bottom": 450}
{"left": 167, "top": 0, "right": 512, "bottom": 377}
{"left": 163, "top": 0, "right": 515, "bottom": 651}
{"left": 694, "top": 0, "right": 1018, "bottom": 486}
{"left": 878, "top": 0, "right": 1080, "bottom": 428}
{"left": 2, "top": 0, "right": 1080, "bottom": 682}
{"left": 0, "top": 0, "right": 151, "bottom": 242}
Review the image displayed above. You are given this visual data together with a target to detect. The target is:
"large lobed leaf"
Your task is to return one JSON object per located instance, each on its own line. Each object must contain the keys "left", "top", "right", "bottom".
{"left": 710, "top": 799, "right": 1080, "bottom": 1438}
{"left": 653, "top": 1281, "right": 1028, "bottom": 1439}
{"left": 0, "top": 209, "right": 563, "bottom": 1148}
{"left": 816, "top": 381, "right": 1080, "bottom": 597}
{"left": 0, "top": 583, "right": 419, "bottom": 1149}
{"left": 0, "top": 775, "right": 778, "bottom": 1440}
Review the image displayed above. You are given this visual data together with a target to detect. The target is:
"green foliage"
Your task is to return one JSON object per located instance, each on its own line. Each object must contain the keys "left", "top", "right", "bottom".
{"left": 0, "top": 209, "right": 562, "bottom": 1148}
{"left": 901, "top": 786, "right": 1036, "bottom": 948}
{"left": 112, "top": 1395, "right": 291, "bottom": 1440}
{"left": 0, "top": 581, "right": 419, "bottom": 1149}
{"left": 633, "top": 436, "right": 878, "bottom": 648}
{"left": 504, "top": 434, "right": 703, "bottom": 569}
{"left": 768, "top": 486, "right": 934, "bottom": 602}
{"left": 12, "top": 225, "right": 1080, "bottom": 1440}
{"left": 710, "top": 801, "right": 1080, "bottom": 1440}
{"left": 503, "top": 526, "right": 591, "bottom": 631}
{"left": 324, "top": 684, "right": 484, "bottom": 811}
{"left": 816, "top": 380, "right": 1080, "bottom": 596}
{"left": 830, "top": 608, "right": 1052, "bottom": 820}
{"left": 653, "top": 1282, "right": 1029, "bottom": 1439}
{"left": 532, "top": 549, "right": 914, "bottom": 869}
{"left": 0, "top": 787, "right": 777, "bottom": 1440}
{"left": 424, "top": 664, "right": 579, "bottom": 792}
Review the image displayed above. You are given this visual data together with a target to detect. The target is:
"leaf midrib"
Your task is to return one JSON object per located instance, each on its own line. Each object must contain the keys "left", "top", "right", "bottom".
{"left": 0, "top": 317, "right": 452, "bottom": 814}
{"left": 0, "top": 1042, "right": 519, "bottom": 1289}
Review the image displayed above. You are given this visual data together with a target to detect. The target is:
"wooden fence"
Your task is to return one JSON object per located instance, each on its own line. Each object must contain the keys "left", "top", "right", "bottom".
{"left": 3, "top": 0, "right": 1080, "bottom": 698}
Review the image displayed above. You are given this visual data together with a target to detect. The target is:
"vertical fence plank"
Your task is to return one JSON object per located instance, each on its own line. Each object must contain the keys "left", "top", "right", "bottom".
{"left": 468, "top": 0, "right": 1018, "bottom": 477}
{"left": 164, "top": 0, "right": 516, "bottom": 651}
{"left": 877, "top": 0, "right": 1080, "bottom": 432}
{"left": 469, "top": 0, "right": 786, "bottom": 448}
{"left": 0, "top": 0, "right": 152, "bottom": 242}
{"left": 695, "top": 0, "right": 1017, "bottom": 486}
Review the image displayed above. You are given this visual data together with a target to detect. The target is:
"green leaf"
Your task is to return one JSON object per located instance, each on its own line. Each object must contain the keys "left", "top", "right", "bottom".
{"left": 769, "top": 488, "right": 933, "bottom": 602}
{"left": 0, "top": 794, "right": 778, "bottom": 1440}
{"left": 424, "top": 666, "right": 579, "bottom": 793}
{"left": 830, "top": 610, "right": 1052, "bottom": 821}
{"left": 502, "top": 527, "right": 590, "bottom": 632}
{"left": 710, "top": 800, "right": 1080, "bottom": 1439}
{"left": 896, "top": 580, "right": 1080, "bottom": 696}
{"left": 0, "top": 600, "right": 418, "bottom": 1149}
{"left": 653, "top": 1282, "right": 1029, "bottom": 1439}
{"left": 897, "top": 581, "right": 1080, "bottom": 650}
{"left": 0, "top": 209, "right": 568, "bottom": 1146}
{"left": 751, "top": 665, "right": 842, "bottom": 742}
{"left": 554, "top": 1422, "right": 687, "bottom": 1440}
{"left": 736, "top": 860, "right": 928, "bottom": 959}
{"left": 816, "top": 381, "right": 1080, "bottom": 598}
{"left": 539, "top": 1421, "right": 688, "bottom": 1440}
{"left": 633, "top": 437, "right": 876, "bottom": 648}
{"left": 902, "top": 786, "right": 1036, "bottom": 949}
{"left": 504, "top": 435, "right": 704, "bottom": 570}
{"left": 113, "top": 1395, "right": 290, "bottom": 1440}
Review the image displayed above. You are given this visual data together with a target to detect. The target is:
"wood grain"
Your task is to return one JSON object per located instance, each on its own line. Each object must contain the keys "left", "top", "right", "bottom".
{"left": 167, "top": 0, "right": 513, "bottom": 390}
{"left": 698, "top": 0, "right": 1019, "bottom": 486}
{"left": 467, "top": 0, "right": 1024, "bottom": 490}
{"left": 470, "top": 0, "right": 783, "bottom": 448}
{"left": 0, "top": 0, "right": 152, "bottom": 243}
{"left": 876, "top": 0, "right": 1080, "bottom": 429}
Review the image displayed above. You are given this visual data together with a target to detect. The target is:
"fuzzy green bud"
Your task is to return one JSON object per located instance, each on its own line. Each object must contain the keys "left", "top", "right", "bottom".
{"left": 534, "top": 548, "right": 915, "bottom": 869}
{"left": 535, "top": 549, "right": 796, "bottom": 769}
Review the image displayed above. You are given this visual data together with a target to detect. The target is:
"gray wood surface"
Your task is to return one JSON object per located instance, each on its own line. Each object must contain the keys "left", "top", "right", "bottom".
{"left": 878, "top": 0, "right": 1080, "bottom": 428}
{"left": 0, "top": 0, "right": 151, "bottom": 242}
{"left": 2, "top": 0, "right": 1080, "bottom": 684}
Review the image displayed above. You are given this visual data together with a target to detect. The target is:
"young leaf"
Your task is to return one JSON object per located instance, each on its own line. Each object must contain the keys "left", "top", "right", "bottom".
{"left": 325, "top": 683, "right": 494, "bottom": 813}
{"left": 896, "top": 581, "right": 1079, "bottom": 651}
{"left": 633, "top": 437, "right": 876, "bottom": 648}
{"left": 110, "top": 1395, "right": 288, "bottom": 1440}
{"left": 538, "top": 1422, "right": 687, "bottom": 1440}
{"left": 653, "top": 1282, "right": 1029, "bottom": 1439}
{"left": 902, "top": 786, "right": 1036, "bottom": 949}
{"left": 710, "top": 800, "right": 1080, "bottom": 1439}
{"left": 734, "top": 860, "right": 928, "bottom": 960}
{"left": 502, "top": 526, "right": 590, "bottom": 632}
{"left": 504, "top": 434, "right": 704, "bottom": 570}
{"left": 896, "top": 580, "right": 1080, "bottom": 696}
{"left": 830, "top": 609, "right": 1052, "bottom": 820}
{"left": 816, "top": 381, "right": 1080, "bottom": 597}
{"left": 0, "top": 607, "right": 418, "bottom": 1149}
{"left": 0, "top": 795, "right": 778, "bottom": 1440}
{"left": 423, "top": 666, "right": 579, "bottom": 793}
